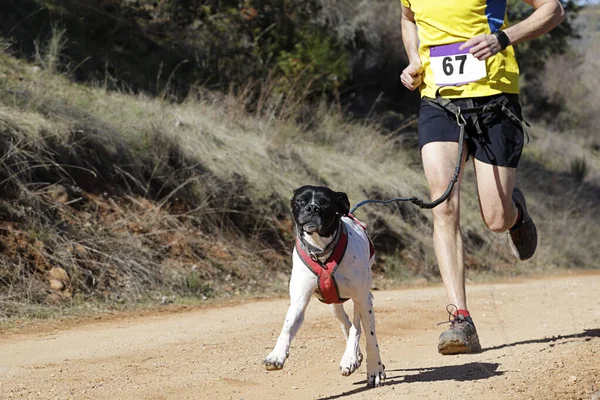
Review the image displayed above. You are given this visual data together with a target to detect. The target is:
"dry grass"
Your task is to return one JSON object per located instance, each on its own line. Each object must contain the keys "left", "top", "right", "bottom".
{"left": 0, "top": 47, "right": 434, "bottom": 318}
{"left": 0, "top": 15, "right": 599, "bottom": 320}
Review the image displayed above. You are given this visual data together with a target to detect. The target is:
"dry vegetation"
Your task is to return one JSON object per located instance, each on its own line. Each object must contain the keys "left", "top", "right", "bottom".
{"left": 0, "top": 5, "right": 598, "bottom": 322}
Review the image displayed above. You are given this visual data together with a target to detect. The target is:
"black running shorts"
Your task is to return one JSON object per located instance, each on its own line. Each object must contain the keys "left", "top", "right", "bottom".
{"left": 418, "top": 93, "right": 525, "bottom": 168}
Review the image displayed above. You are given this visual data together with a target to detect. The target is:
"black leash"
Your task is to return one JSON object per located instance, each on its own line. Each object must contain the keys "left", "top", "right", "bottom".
{"left": 349, "top": 95, "right": 529, "bottom": 215}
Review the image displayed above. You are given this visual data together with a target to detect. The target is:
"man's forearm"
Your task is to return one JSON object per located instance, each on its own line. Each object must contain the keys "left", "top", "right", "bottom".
{"left": 401, "top": 17, "right": 421, "bottom": 65}
{"left": 504, "top": 0, "right": 565, "bottom": 46}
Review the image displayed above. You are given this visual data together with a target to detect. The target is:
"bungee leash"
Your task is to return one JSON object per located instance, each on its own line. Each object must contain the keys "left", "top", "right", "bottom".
{"left": 349, "top": 94, "right": 529, "bottom": 215}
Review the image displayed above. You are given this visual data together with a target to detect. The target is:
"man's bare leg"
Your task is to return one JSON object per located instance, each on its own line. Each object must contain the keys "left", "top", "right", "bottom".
{"left": 472, "top": 159, "right": 519, "bottom": 233}
{"left": 422, "top": 141, "right": 482, "bottom": 355}
{"left": 473, "top": 158, "right": 537, "bottom": 260}
{"left": 421, "top": 141, "right": 468, "bottom": 310}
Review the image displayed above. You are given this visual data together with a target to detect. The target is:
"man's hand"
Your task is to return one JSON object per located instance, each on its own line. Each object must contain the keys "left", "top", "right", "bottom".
{"left": 459, "top": 34, "right": 502, "bottom": 61}
{"left": 401, "top": 62, "right": 424, "bottom": 91}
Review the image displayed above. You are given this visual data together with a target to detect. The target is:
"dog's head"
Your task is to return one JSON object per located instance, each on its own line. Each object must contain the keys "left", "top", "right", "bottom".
{"left": 291, "top": 185, "right": 350, "bottom": 237}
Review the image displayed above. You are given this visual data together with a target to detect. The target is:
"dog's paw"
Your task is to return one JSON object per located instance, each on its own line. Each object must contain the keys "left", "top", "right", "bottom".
{"left": 263, "top": 352, "right": 287, "bottom": 371}
{"left": 339, "top": 351, "right": 362, "bottom": 376}
{"left": 366, "top": 365, "right": 386, "bottom": 388}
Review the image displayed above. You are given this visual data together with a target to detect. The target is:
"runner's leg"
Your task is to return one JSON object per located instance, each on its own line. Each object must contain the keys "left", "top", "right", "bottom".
{"left": 421, "top": 141, "right": 468, "bottom": 310}
{"left": 473, "top": 160, "right": 519, "bottom": 232}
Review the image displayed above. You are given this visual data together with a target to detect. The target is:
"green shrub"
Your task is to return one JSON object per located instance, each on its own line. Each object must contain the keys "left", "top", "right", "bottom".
{"left": 276, "top": 29, "right": 349, "bottom": 95}
{"left": 166, "top": 0, "right": 349, "bottom": 101}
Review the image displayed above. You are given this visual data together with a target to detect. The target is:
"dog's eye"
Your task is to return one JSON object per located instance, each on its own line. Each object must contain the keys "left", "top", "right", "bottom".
{"left": 319, "top": 200, "right": 331, "bottom": 208}
{"left": 295, "top": 198, "right": 307, "bottom": 206}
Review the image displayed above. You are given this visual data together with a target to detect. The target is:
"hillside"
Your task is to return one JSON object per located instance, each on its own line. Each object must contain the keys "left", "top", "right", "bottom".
{"left": 0, "top": 2, "right": 599, "bottom": 321}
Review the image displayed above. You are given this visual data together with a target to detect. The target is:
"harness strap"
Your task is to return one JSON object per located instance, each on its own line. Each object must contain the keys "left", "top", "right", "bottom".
{"left": 347, "top": 214, "right": 376, "bottom": 259}
{"left": 296, "top": 223, "right": 349, "bottom": 304}
{"left": 295, "top": 216, "right": 375, "bottom": 304}
{"left": 425, "top": 93, "right": 531, "bottom": 143}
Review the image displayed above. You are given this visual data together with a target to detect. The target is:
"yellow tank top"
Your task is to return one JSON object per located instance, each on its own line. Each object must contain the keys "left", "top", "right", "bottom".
{"left": 401, "top": 0, "right": 520, "bottom": 98}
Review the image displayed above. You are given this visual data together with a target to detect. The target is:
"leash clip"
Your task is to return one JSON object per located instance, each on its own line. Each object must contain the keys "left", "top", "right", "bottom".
{"left": 455, "top": 107, "right": 467, "bottom": 127}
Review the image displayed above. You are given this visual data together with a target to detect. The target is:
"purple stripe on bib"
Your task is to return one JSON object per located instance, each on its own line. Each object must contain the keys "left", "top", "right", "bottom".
{"left": 439, "top": 80, "right": 473, "bottom": 87}
{"left": 430, "top": 42, "right": 469, "bottom": 57}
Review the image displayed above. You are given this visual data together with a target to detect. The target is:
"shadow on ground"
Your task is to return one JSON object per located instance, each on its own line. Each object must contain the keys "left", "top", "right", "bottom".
{"left": 317, "top": 329, "right": 600, "bottom": 399}
{"left": 483, "top": 328, "right": 600, "bottom": 352}
{"left": 317, "top": 362, "right": 502, "bottom": 400}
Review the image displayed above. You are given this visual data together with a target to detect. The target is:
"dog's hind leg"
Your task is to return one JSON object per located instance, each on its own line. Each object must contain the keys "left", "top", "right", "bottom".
{"left": 339, "top": 304, "right": 363, "bottom": 376}
{"left": 357, "top": 292, "right": 386, "bottom": 387}
{"left": 263, "top": 273, "right": 314, "bottom": 371}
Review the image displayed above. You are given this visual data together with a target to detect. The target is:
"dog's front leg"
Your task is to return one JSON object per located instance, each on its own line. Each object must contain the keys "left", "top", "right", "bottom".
{"left": 263, "top": 268, "right": 315, "bottom": 371}
{"left": 330, "top": 303, "right": 352, "bottom": 339}
{"left": 330, "top": 304, "right": 363, "bottom": 362}
{"left": 357, "top": 293, "right": 386, "bottom": 387}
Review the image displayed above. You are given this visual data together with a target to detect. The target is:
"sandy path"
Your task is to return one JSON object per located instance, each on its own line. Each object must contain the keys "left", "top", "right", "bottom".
{"left": 1, "top": 274, "right": 599, "bottom": 399}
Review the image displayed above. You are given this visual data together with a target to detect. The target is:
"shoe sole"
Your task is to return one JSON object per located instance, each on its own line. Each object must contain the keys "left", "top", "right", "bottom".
{"left": 438, "top": 339, "right": 482, "bottom": 355}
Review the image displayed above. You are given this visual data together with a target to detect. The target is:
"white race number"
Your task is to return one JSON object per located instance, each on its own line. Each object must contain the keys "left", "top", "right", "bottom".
{"left": 430, "top": 42, "right": 487, "bottom": 87}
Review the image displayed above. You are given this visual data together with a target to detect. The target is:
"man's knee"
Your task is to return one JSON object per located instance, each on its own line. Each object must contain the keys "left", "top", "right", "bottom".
{"left": 432, "top": 197, "right": 460, "bottom": 224}
{"left": 482, "top": 210, "right": 513, "bottom": 233}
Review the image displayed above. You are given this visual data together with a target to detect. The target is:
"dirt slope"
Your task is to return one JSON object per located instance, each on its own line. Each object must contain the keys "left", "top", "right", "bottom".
{"left": 1, "top": 274, "right": 599, "bottom": 400}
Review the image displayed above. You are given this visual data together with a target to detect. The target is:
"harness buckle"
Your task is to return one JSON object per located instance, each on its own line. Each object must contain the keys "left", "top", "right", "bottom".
{"left": 455, "top": 107, "right": 467, "bottom": 127}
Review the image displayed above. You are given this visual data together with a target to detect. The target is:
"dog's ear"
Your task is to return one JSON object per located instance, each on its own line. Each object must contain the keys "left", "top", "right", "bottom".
{"left": 336, "top": 192, "right": 350, "bottom": 216}
{"left": 290, "top": 187, "right": 301, "bottom": 203}
{"left": 290, "top": 187, "right": 303, "bottom": 214}
{"left": 289, "top": 192, "right": 297, "bottom": 211}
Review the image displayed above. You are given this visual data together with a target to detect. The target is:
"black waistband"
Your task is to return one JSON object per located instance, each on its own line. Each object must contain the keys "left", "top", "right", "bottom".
{"left": 424, "top": 92, "right": 530, "bottom": 141}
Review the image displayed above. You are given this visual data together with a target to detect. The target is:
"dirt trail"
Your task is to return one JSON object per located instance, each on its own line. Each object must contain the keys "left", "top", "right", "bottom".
{"left": 1, "top": 274, "right": 599, "bottom": 399}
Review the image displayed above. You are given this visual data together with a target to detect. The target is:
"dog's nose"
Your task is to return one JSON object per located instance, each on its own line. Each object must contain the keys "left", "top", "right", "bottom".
{"left": 305, "top": 204, "right": 321, "bottom": 214}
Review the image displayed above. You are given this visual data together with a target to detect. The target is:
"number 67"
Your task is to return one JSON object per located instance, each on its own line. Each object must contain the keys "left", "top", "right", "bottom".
{"left": 442, "top": 55, "right": 467, "bottom": 76}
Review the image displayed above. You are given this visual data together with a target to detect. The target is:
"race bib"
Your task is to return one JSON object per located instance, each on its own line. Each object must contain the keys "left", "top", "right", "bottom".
{"left": 430, "top": 43, "right": 487, "bottom": 87}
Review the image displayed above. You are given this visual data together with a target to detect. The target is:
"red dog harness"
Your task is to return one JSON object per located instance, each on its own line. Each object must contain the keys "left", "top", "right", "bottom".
{"left": 296, "top": 215, "right": 375, "bottom": 304}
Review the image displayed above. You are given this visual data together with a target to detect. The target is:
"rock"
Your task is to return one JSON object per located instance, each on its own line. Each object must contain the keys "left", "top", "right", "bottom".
{"left": 48, "top": 268, "right": 70, "bottom": 292}
{"left": 49, "top": 279, "right": 64, "bottom": 291}
{"left": 46, "top": 184, "right": 69, "bottom": 204}
{"left": 48, "top": 267, "right": 69, "bottom": 283}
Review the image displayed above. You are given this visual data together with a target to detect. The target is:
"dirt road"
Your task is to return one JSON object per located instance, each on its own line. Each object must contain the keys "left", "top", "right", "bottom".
{"left": 1, "top": 274, "right": 599, "bottom": 399}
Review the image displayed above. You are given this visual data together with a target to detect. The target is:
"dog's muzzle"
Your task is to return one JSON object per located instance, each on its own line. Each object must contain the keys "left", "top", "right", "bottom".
{"left": 299, "top": 203, "right": 323, "bottom": 234}
{"left": 302, "top": 222, "right": 319, "bottom": 233}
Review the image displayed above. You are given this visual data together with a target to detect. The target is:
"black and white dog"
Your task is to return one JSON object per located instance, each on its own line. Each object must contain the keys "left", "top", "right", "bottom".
{"left": 263, "top": 185, "right": 385, "bottom": 388}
